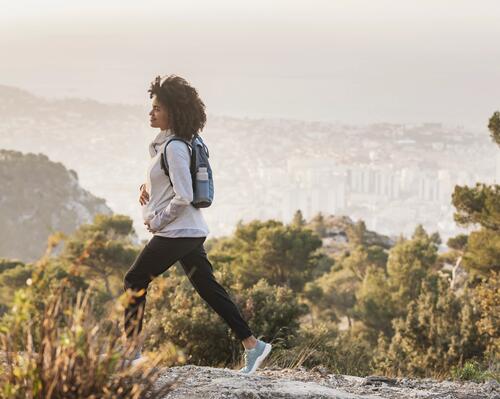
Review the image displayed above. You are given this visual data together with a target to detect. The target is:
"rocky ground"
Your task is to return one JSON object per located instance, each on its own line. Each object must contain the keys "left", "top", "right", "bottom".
{"left": 152, "top": 365, "right": 500, "bottom": 399}
{"left": 2, "top": 351, "right": 497, "bottom": 398}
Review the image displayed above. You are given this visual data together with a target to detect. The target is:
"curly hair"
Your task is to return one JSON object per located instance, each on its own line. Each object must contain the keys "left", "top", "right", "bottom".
{"left": 148, "top": 74, "right": 207, "bottom": 140}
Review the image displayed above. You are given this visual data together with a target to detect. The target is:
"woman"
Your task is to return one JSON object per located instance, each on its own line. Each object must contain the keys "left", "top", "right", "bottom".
{"left": 123, "top": 75, "right": 271, "bottom": 374}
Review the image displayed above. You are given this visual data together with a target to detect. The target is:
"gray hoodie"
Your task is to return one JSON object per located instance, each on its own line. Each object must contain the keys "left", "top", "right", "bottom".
{"left": 142, "top": 128, "right": 209, "bottom": 237}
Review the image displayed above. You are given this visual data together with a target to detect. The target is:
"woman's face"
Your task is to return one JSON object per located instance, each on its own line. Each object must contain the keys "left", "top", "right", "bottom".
{"left": 149, "top": 95, "right": 170, "bottom": 130}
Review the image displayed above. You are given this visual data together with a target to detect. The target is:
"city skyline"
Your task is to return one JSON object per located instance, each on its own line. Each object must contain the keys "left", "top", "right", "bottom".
{"left": 0, "top": 87, "right": 496, "bottom": 244}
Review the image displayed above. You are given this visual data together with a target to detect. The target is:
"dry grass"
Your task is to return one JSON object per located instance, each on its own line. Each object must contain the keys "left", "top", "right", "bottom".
{"left": 0, "top": 281, "right": 185, "bottom": 398}
{"left": 266, "top": 333, "right": 329, "bottom": 370}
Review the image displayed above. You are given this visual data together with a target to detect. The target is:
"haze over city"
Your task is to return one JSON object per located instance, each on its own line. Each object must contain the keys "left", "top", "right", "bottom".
{"left": 1, "top": 0, "right": 500, "bottom": 246}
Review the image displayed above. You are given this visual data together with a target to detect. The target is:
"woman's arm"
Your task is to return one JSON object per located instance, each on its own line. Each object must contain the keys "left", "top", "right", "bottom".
{"left": 148, "top": 141, "right": 193, "bottom": 232}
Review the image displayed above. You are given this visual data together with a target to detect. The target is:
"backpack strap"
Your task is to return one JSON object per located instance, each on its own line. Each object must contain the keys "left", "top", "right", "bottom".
{"left": 160, "top": 137, "right": 194, "bottom": 181}
{"left": 195, "top": 134, "right": 209, "bottom": 157}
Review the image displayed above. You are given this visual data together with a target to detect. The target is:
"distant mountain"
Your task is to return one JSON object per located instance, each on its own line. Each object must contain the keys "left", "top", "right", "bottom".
{"left": 0, "top": 149, "right": 112, "bottom": 262}
{"left": 0, "top": 84, "right": 139, "bottom": 119}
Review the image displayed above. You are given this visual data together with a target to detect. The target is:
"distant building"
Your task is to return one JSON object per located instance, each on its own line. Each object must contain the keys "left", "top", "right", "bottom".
{"left": 417, "top": 173, "right": 440, "bottom": 202}
{"left": 283, "top": 157, "right": 346, "bottom": 221}
{"left": 346, "top": 165, "right": 401, "bottom": 199}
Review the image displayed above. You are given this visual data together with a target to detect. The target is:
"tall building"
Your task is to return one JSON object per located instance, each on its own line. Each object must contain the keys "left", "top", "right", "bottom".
{"left": 417, "top": 173, "right": 440, "bottom": 202}
{"left": 283, "top": 157, "right": 346, "bottom": 221}
{"left": 346, "top": 165, "right": 401, "bottom": 199}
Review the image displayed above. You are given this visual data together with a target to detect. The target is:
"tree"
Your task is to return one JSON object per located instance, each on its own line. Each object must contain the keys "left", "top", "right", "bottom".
{"left": 461, "top": 228, "right": 500, "bottom": 275}
{"left": 240, "top": 279, "right": 308, "bottom": 347}
{"left": 488, "top": 111, "right": 500, "bottom": 146}
{"left": 472, "top": 271, "right": 500, "bottom": 360}
{"left": 310, "top": 227, "right": 390, "bottom": 336}
{"left": 290, "top": 209, "right": 306, "bottom": 228}
{"left": 0, "top": 259, "right": 25, "bottom": 273}
{"left": 341, "top": 244, "right": 385, "bottom": 281}
{"left": 301, "top": 281, "right": 324, "bottom": 327}
{"left": 346, "top": 220, "right": 368, "bottom": 246}
{"left": 314, "top": 266, "right": 358, "bottom": 326}
{"left": 309, "top": 212, "right": 327, "bottom": 237}
{"left": 62, "top": 214, "right": 139, "bottom": 298}
{"left": 210, "top": 219, "right": 323, "bottom": 291}
{"left": 0, "top": 260, "right": 34, "bottom": 312}
{"left": 447, "top": 234, "right": 468, "bottom": 251}
{"left": 352, "top": 266, "right": 395, "bottom": 339}
{"left": 452, "top": 183, "right": 500, "bottom": 232}
{"left": 450, "top": 111, "right": 500, "bottom": 276}
{"left": 386, "top": 225, "right": 439, "bottom": 318}
{"left": 374, "top": 276, "right": 486, "bottom": 377}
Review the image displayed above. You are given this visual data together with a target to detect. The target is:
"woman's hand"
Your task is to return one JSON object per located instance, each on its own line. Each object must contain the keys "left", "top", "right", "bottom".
{"left": 139, "top": 183, "right": 149, "bottom": 205}
{"left": 145, "top": 210, "right": 160, "bottom": 233}
{"left": 144, "top": 220, "right": 155, "bottom": 233}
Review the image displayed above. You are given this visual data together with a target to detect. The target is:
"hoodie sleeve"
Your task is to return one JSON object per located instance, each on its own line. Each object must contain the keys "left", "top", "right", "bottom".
{"left": 148, "top": 140, "right": 193, "bottom": 232}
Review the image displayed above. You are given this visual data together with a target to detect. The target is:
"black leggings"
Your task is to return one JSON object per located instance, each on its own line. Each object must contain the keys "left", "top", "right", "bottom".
{"left": 123, "top": 235, "right": 253, "bottom": 341}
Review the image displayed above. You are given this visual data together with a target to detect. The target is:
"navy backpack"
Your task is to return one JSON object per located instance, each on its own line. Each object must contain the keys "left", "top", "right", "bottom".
{"left": 160, "top": 133, "right": 214, "bottom": 208}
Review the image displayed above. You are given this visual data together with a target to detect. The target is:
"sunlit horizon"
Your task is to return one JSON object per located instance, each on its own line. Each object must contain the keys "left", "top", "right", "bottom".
{"left": 2, "top": 0, "right": 500, "bottom": 128}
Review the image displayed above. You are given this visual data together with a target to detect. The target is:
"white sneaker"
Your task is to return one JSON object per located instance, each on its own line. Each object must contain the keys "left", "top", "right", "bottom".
{"left": 122, "top": 348, "right": 147, "bottom": 368}
{"left": 131, "top": 354, "right": 148, "bottom": 367}
{"left": 238, "top": 340, "right": 272, "bottom": 375}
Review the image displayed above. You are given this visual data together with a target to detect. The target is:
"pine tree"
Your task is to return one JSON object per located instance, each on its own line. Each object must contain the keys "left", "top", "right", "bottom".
{"left": 450, "top": 111, "right": 500, "bottom": 276}
{"left": 386, "top": 225, "right": 439, "bottom": 318}
{"left": 374, "top": 276, "right": 486, "bottom": 377}
{"left": 290, "top": 209, "right": 306, "bottom": 227}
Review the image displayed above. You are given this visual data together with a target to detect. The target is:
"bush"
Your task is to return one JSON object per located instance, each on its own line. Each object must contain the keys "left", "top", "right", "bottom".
{"left": 0, "top": 280, "right": 183, "bottom": 398}
{"left": 144, "top": 273, "right": 242, "bottom": 367}
{"left": 373, "top": 276, "right": 487, "bottom": 378}
{"left": 267, "top": 323, "right": 374, "bottom": 376}
{"left": 239, "top": 278, "right": 309, "bottom": 348}
{"left": 451, "top": 360, "right": 499, "bottom": 383}
{"left": 144, "top": 274, "right": 308, "bottom": 368}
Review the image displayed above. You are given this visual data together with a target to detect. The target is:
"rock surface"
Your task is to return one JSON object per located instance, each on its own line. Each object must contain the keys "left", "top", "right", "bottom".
{"left": 152, "top": 365, "right": 498, "bottom": 399}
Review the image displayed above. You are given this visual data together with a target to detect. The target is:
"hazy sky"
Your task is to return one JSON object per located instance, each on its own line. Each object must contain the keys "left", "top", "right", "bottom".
{"left": 2, "top": 0, "right": 500, "bottom": 128}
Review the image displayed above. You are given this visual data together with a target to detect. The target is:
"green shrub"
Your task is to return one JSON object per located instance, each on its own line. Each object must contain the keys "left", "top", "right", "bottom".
{"left": 451, "top": 360, "right": 499, "bottom": 383}
{"left": 373, "top": 277, "right": 487, "bottom": 378}
{"left": 0, "top": 280, "right": 182, "bottom": 398}
{"left": 239, "top": 278, "right": 309, "bottom": 348}
{"left": 144, "top": 274, "right": 307, "bottom": 368}
{"left": 268, "top": 323, "right": 374, "bottom": 376}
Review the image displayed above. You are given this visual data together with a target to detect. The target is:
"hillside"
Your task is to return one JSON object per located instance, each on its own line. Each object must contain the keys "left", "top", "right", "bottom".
{"left": 0, "top": 149, "right": 112, "bottom": 262}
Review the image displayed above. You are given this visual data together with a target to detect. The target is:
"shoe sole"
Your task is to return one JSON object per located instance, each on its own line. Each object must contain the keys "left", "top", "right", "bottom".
{"left": 246, "top": 343, "right": 272, "bottom": 375}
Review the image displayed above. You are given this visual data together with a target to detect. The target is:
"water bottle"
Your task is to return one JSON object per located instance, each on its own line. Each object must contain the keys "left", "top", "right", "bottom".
{"left": 194, "top": 166, "right": 210, "bottom": 206}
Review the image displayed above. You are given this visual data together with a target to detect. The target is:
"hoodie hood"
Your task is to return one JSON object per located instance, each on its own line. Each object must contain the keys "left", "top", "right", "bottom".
{"left": 148, "top": 128, "right": 175, "bottom": 158}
